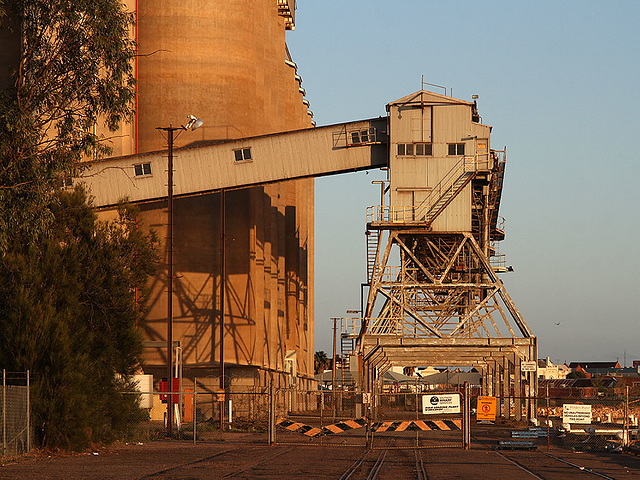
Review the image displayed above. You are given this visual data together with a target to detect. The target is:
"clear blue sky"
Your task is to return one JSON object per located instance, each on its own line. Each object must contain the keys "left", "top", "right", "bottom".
{"left": 286, "top": 1, "right": 640, "bottom": 365}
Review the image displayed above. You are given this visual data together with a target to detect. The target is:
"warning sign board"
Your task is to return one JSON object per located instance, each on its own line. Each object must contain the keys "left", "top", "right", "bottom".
{"left": 562, "top": 404, "right": 592, "bottom": 424}
{"left": 521, "top": 361, "right": 537, "bottom": 372}
{"left": 422, "top": 394, "right": 460, "bottom": 414}
{"left": 477, "top": 396, "right": 497, "bottom": 421}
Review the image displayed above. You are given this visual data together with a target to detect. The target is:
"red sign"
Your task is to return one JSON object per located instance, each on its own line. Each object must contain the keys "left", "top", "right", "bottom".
{"left": 159, "top": 378, "right": 180, "bottom": 404}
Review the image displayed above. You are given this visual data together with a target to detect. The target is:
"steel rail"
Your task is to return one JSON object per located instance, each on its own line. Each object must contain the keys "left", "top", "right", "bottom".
{"left": 221, "top": 446, "right": 294, "bottom": 479}
{"left": 135, "top": 445, "right": 261, "bottom": 479}
{"left": 493, "top": 450, "right": 546, "bottom": 479}
{"left": 338, "top": 449, "right": 372, "bottom": 480}
{"left": 415, "top": 449, "right": 428, "bottom": 480}
{"left": 542, "top": 452, "right": 618, "bottom": 480}
{"left": 365, "top": 449, "right": 387, "bottom": 480}
{"left": 339, "top": 438, "right": 394, "bottom": 480}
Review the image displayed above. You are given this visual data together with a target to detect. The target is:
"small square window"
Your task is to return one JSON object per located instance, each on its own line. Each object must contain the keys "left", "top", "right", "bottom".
{"left": 234, "top": 147, "right": 252, "bottom": 162}
{"left": 448, "top": 143, "right": 465, "bottom": 155}
{"left": 416, "top": 143, "right": 433, "bottom": 156}
{"left": 134, "top": 162, "right": 152, "bottom": 176}
{"left": 351, "top": 132, "right": 360, "bottom": 144}
{"left": 397, "top": 144, "right": 405, "bottom": 156}
{"left": 425, "top": 143, "right": 433, "bottom": 155}
{"left": 360, "top": 130, "right": 369, "bottom": 142}
{"left": 406, "top": 144, "right": 414, "bottom": 155}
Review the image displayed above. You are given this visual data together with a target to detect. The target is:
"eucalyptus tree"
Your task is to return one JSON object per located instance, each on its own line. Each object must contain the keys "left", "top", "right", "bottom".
{"left": 0, "top": 1, "right": 153, "bottom": 450}
{"left": 0, "top": 0, "right": 136, "bottom": 251}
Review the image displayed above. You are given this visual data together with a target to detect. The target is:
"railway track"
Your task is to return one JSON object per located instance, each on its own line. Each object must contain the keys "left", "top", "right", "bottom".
{"left": 220, "top": 446, "right": 295, "bottom": 479}
{"left": 134, "top": 445, "right": 261, "bottom": 479}
{"left": 337, "top": 439, "right": 430, "bottom": 480}
{"left": 495, "top": 448, "right": 620, "bottom": 479}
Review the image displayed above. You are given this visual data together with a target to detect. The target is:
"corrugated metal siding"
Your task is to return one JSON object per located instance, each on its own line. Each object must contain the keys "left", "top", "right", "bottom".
{"left": 388, "top": 97, "right": 491, "bottom": 233}
{"left": 79, "top": 120, "right": 386, "bottom": 207}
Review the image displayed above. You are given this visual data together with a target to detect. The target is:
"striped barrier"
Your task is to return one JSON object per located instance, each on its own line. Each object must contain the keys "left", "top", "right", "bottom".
{"left": 276, "top": 417, "right": 367, "bottom": 437}
{"left": 276, "top": 417, "right": 461, "bottom": 437}
{"left": 372, "top": 419, "right": 461, "bottom": 432}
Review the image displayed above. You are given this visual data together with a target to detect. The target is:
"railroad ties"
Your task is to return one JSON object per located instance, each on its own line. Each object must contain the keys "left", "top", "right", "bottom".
{"left": 276, "top": 418, "right": 461, "bottom": 437}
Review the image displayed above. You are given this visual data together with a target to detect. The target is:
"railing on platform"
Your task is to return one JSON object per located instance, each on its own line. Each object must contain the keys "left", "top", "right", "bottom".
{"left": 366, "top": 154, "right": 490, "bottom": 226}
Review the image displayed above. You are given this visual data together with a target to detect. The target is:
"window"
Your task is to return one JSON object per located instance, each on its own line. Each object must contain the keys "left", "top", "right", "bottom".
{"left": 448, "top": 143, "right": 465, "bottom": 155}
{"left": 415, "top": 143, "right": 433, "bottom": 156}
{"left": 397, "top": 143, "right": 432, "bottom": 156}
{"left": 61, "top": 177, "right": 73, "bottom": 188}
{"left": 234, "top": 147, "right": 252, "bottom": 162}
{"left": 134, "top": 162, "right": 152, "bottom": 176}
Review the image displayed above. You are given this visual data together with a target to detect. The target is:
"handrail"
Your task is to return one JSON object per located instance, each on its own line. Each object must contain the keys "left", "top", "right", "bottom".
{"left": 367, "top": 154, "right": 489, "bottom": 224}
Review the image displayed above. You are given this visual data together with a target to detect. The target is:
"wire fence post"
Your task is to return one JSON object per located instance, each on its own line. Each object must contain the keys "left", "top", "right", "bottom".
{"left": 26, "top": 370, "right": 30, "bottom": 453}
{"left": 463, "top": 381, "right": 471, "bottom": 450}
{"left": 2, "top": 369, "right": 6, "bottom": 461}
{"left": 193, "top": 377, "right": 197, "bottom": 446}
{"left": 625, "top": 386, "right": 630, "bottom": 448}
{"left": 546, "top": 385, "right": 550, "bottom": 452}
{"left": 268, "top": 378, "right": 275, "bottom": 445}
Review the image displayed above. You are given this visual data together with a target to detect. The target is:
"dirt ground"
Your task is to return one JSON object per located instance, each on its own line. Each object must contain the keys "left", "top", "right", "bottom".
{"left": 2, "top": 429, "right": 640, "bottom": 479}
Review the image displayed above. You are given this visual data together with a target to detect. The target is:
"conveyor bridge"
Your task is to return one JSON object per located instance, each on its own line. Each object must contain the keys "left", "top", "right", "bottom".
{"left": 78, "top": 118, "right": 388, "bottom": 208}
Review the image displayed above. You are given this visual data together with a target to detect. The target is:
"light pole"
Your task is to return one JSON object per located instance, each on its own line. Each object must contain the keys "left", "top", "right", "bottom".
{"left": 157, "top": 115, "right": 203, "bottom": 437}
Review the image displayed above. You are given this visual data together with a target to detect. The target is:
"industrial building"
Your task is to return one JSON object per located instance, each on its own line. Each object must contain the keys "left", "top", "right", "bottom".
{"left": 4, "top": 1, "right": 536, "bottom": 422}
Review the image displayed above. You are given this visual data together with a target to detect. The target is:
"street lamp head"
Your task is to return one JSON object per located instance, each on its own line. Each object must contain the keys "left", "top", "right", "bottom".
{"left": 184, "top": 114, "right": 204, "bottom": 131}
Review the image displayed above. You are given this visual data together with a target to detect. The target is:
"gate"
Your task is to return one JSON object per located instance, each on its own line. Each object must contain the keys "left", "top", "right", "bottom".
{"left": 273, "top": 387, "right": 470, "bottom": 449}
{"left": 369, "top": 391, "right": 464, "bottom": 449}
{"left": 1, "top": 371, "right": 31, "bottom": 460}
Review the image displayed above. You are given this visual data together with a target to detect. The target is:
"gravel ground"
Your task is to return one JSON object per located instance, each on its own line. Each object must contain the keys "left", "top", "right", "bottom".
{"left": 2, "top": 428, "right": 640, "bottom": 479}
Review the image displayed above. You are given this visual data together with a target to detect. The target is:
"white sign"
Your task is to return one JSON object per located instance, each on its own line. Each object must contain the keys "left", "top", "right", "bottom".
{"left": 563, "top": 404, "right": 592, "bottom": 424}
{"left": 521, "top": 361, "right": 537, "bottom": 372}
{"left": 422, "top": 394, "right": 461, "bottom": 415}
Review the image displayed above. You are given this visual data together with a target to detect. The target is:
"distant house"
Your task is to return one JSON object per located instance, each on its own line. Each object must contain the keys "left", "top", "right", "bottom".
{"left": 537, "top": 357, "right": 569, "bottom": 379}
{"left": 567, "top": 361, "right": 622, "bottom": 379}
{"left": 568, "top": 361, "right": 621, "bottom": 370}
{"left": 539, "top": 378, "right": 615, "bottom": 398}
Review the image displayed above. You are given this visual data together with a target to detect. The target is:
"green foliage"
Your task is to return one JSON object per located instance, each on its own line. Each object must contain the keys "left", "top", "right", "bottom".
{"left": 0, "top": 0, "right": 136, "bottom": 252}
{"left": 0, "top": 1, "right": 149, "bottom": 450}
{"left": 0, "top": 187, "right": 159, "bottom": 450}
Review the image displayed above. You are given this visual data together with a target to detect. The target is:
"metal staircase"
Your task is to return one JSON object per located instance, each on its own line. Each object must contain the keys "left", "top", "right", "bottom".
{"left": 418, "top": 155, "right": 478, "bottom": 226}
{"left": 488, "top": 156, "right": 506, "bottom": 237}
{"left": 366, "top": 229, "right": 381, "bottom": 284}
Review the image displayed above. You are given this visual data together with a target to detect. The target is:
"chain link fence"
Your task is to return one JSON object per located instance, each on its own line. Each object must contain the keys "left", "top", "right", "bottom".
{"left": 120, "top": 381, "right": 640, "bottom": 456}
{"left": 472, "top": 390, "right": 640, "bottom": 453}
{"left": 1, "top": 371, "right": 31, "bottom": 460}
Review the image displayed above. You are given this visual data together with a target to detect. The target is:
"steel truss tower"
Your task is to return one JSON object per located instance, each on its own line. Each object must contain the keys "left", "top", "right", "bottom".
{"left": 353, "top": 91, "right": 537, "bottom": 421}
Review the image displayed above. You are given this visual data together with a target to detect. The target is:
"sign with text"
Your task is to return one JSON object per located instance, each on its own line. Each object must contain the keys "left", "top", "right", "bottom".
{"left": 476, "top": 396, "right": 497, "bottom": 421}
{"left": 422, "top": 394, "right": 461, "bottom": 414}
{"left": 521, "top": 361, "right": 537, "bottom": 372}
{"left": 562, "top": 404, "right": 592, "bottom": 424}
